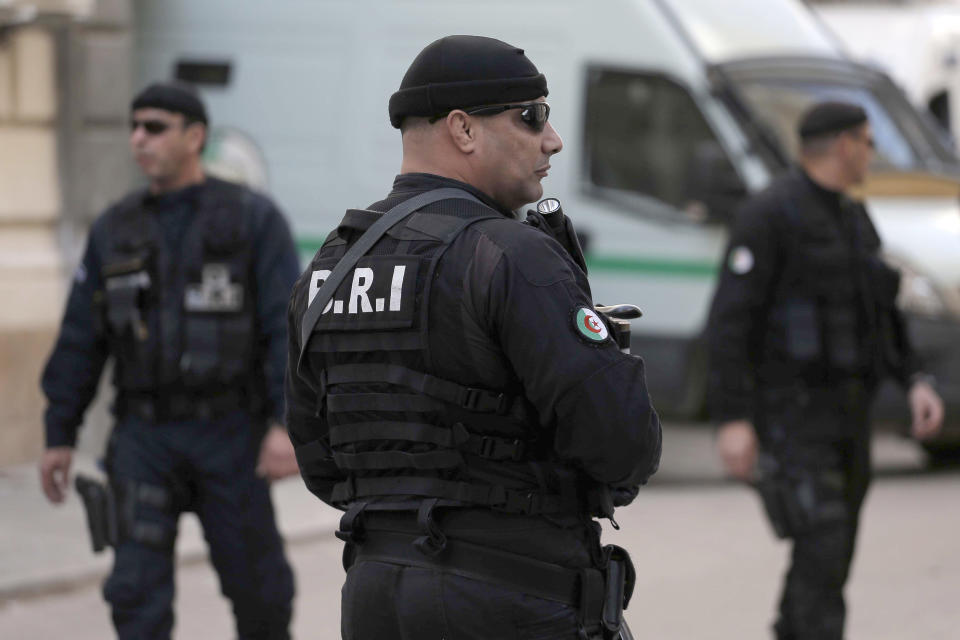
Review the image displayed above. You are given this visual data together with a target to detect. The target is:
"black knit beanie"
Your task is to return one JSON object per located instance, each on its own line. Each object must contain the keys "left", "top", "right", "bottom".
{"left": 131, "top": 81, "right": 208, "bottom": 124}
{"left": 388, "top": 35, "right": 548, "bottom": 129}
{"left": 798, "top": 101, "right": 867, "bottom": 140}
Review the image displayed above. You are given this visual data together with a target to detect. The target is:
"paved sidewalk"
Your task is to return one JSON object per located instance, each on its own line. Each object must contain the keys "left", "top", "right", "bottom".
{"left": 0, "top": 452, "right": 342, "bottom": 601}
{"left": 0, "top": 425, "right": 929, "bottom": 602}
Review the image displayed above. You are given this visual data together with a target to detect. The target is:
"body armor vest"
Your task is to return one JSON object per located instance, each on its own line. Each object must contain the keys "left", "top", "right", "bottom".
{"left": 298, "top": 198, "right": 578, "bottom": 517}
{"left": 93, "top": 178, "right": 258, "bottom": 399}
{"left": 761, "top": 177, "right": 893, "bottom": 385}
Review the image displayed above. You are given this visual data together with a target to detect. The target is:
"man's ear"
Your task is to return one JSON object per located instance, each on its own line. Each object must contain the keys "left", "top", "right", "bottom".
{"left": 186, "top": 122, "right": 207, "bottom": 155}
{"left": 837, "top": 131, "right": 856, "bottom": 157}
{"left": 445, "top": 111, "right": 478, "bottom": 153}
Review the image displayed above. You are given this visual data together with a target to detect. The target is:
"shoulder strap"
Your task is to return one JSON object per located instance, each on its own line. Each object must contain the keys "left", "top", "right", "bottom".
{"left": 298, "top": 187, "right": 483, "bottom": 368}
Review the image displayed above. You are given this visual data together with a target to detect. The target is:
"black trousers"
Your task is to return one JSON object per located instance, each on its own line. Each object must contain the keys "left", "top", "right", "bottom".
{"left": 102, "top": 411, "right": 295, "bottom": 639}
{"left": 759, "top": 387, "right": 872, "bottom": 640}
{"left": 341, "top": 558, "right": 583, "bottom": 640}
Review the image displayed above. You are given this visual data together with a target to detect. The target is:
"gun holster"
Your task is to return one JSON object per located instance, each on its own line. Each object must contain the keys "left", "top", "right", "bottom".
{"left": 75, "top": 474, "right": 118, "bottom": 553}
{"left": 754, "top": 453, "right": 815, "bottom": 539}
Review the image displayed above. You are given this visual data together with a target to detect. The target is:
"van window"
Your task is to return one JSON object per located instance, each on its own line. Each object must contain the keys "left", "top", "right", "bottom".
{"left": 738, "top": 80, "right": 919, "bottom": 171}
{"left": 734, "top": 77, "right": 958, "bottom": 174}
{"left": 584, "top": 68, "right": 742, "bottom": 219}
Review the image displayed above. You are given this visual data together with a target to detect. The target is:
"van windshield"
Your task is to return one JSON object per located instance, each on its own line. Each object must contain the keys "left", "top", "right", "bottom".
{"left": 731, "top": 74, "right": 960, "bottom": 176}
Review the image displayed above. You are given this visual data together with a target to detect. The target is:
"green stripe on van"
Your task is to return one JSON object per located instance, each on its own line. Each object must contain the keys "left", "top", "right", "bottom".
{"left": 297, "top": 237, "right": 326, "bottom": 255}
{"left": 586, "top": 255, "right": 717, "bottom": 277}
{"left": 296, "top": 236, "right": 718, "bottom": 278}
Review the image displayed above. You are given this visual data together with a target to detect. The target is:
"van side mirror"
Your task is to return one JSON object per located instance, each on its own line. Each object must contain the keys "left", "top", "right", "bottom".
{"left": 686, "top": 141, "right": 748, "bottom": 224}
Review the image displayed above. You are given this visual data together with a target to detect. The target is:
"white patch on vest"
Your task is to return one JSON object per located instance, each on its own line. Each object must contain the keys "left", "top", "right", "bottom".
{"left": 184, "top": 264, "right": 242, "bottom": 312}
{"left": 308, "top": 269, "right": 332, "bottom": 310}
{"left": 729, "top": 246, "right": 755, "bottom": 275}
{"left": 308, "top": 262, "right": 411, "bottom": 316}
{"left": 74, "top": 263, "right": 87, "bottom": 284}
{"left": 106, "top": 271, "right": 150, "bottom": 291}
{"left": 349, "top": 268, "right": 374, "bottom": 313}
{"left": 390, "top": 265, "right": 406, "bottom": 311}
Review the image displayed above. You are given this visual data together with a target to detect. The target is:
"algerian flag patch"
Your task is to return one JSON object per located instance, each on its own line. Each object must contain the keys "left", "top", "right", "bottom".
{"left": 574, "top": 307, "right": 609, "bottom": 343}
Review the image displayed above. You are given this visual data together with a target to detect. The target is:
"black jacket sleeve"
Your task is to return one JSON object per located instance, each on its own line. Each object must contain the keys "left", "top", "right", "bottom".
{"left": 854, "top": 204, "right": 923, "bottom": 388}
{"left": 706, "top": 196, "right": 784, "bottom": 422}
{"left": 252, "top": 198, "right": 301, "bottom": 424}
{"left": 40, "top": 233, "right": 109, "bottom": 448}
{"left": 466, "top": 223, "right": 662, "bottom": 487}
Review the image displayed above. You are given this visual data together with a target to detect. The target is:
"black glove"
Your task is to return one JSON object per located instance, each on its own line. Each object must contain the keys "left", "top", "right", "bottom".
{"left": 611, "top": 484, "right": 640, "bottom": 507}
{"left": 524, "top": 209, "right": 589, "bottom": 275}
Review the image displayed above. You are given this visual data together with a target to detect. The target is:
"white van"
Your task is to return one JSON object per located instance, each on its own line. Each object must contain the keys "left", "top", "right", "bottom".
{"left": 135, "top": 0, "right": 960, "bottom": 451}
{"left": 813, "top": 0, "right": 960, "bottom": 137}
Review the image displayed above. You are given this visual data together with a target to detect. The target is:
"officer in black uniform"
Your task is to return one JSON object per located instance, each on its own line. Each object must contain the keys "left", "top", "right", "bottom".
{"left": 39, "top": 82, "right": 298, "bottom": 639}
{"left": 285, "top": 36, "right": 662, "bottom": 639}
{"left": 707, "top": 101, "right": 944, "bottom": 640}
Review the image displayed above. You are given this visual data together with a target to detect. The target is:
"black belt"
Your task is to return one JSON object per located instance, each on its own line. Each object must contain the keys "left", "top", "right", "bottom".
{"left": 117, "top": 389, "right": 246, "bottom": 422}
{"left": 348, "top": 530, "right": 600, "bottom": 607}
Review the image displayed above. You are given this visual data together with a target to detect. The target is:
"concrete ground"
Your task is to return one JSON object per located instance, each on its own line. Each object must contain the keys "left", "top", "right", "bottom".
{"left": 1, "top": 423, "right": 958, "bottom": 639}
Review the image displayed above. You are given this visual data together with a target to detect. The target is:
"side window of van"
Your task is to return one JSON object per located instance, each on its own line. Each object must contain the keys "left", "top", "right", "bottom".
{"left": 584, "top": 68, "right": 743, "bottom": 221}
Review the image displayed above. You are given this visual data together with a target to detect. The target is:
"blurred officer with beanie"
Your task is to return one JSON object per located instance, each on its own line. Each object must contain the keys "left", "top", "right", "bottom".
{"left": 286, "top": 35, "right": 661, "bottom": 639}
{"left": 707, "top": 100, "right": 943, "bottom": 640}
{"left": 39, "top": 81, "right": 298, "bottom": 639}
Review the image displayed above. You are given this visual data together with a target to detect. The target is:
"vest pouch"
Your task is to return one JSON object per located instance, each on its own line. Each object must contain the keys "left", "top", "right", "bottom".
{"left": 180, "top": 315, "right": 220, "bottom": 385}
{"left": 182, "top": 258, "right": 253, "bottom": 388}
{"left": 102, "top": 256, "right": 155, "bottom": 389}
{"left": 865, "top": 256, "right": 906, "bottom": 375}
{"left": 823, "top": 306, "right": 860, "bottom": 371}
{"left": 783, "top": 298, "right": 821, "bottom": 362}
{"left": 181, "top": 307, "right": 253, "bottom": 389}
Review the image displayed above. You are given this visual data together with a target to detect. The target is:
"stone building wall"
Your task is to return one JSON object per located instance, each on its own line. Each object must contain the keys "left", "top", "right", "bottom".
{"left": 0, "top": 0, "right": 133, "bottom": 465}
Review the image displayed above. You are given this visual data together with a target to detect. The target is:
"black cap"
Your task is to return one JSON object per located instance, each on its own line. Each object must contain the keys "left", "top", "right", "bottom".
{"left": 131, "top": 81, "right": 208, "bottom": 124}
{"left": 798, "top": 101, "right": 867, "bottom": 140}
{"left": 388, "top": 35, "right": 548, "bottom": 129}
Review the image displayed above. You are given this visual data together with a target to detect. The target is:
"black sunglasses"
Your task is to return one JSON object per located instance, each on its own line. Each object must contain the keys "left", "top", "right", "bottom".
{"left": 130, "top": 119, "right": 171, "bottom": 135}
{"left": 429, "top": 102, "right": 551, "bottom": 132}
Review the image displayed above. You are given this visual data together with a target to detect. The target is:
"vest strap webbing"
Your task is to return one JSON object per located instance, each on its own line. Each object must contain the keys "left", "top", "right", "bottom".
{"left": 333, "top": 449, "right": 463, "bottom": 471}
{"left": 330, "top": 476, "right": 566, "bottom": 515}
{"left": 326, "top": 363, "right": 515, "bottom": 415}
{"left": 328, "top": 421, "right": 526, "bottom": 462}
{"left": 298, "top": 188, "right": 483, "bottom": 371}
{"left": 326, "top": 392, "right": 439, "bottom": 413}
{"left": 329, "top": 421, "right": 453, "bottom": 447}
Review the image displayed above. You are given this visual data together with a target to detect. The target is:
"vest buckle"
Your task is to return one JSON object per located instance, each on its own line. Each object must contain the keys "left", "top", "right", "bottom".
{"left": 478, "top": 436, "right": 497, "bottom": 458}
{"left": 459, "top": 387, "right": 509, "bottom": 414}
{"left": 460, "top": 387, "right": 485, "bottom": 411}
{"left": 510, "top": 439, "right": 526, "bottom": 461}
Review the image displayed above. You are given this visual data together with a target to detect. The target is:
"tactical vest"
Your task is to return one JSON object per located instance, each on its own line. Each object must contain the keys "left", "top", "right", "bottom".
{"left": 762, "top": 178, "right": 891, "bottom": 384}
{"left": 94, "top": 178, "right": 258, "bottom": 400}
{"left": 297, "top": 198, "right": 580, "bottom": 518}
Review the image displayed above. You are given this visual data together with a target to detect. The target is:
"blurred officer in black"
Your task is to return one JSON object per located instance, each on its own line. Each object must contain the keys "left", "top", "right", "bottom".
{"left": 708, "top": 101, "right": 944, "bottom": 640}
{"left": 39, "top": 82, "right": 298, "bottom": 639}
{"left": 285, "top": 35, "right": 661, "bottom": 639}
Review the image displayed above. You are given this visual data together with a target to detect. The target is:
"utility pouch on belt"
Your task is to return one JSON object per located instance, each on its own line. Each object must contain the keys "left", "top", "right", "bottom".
{"left": 601, "top": 544, "right": 635, "bottom": 639}
{"left": 75, "top": 474, "right": 118, "bottom": 553}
